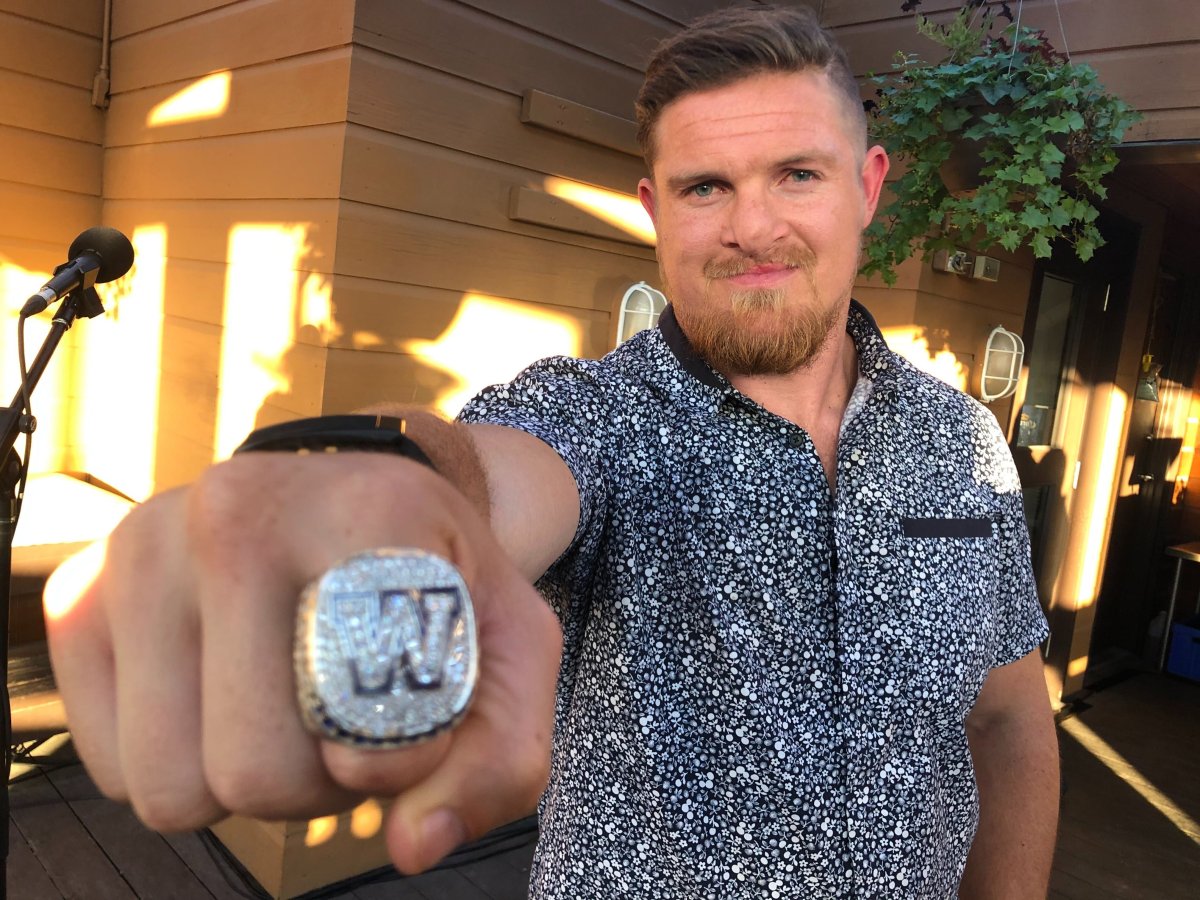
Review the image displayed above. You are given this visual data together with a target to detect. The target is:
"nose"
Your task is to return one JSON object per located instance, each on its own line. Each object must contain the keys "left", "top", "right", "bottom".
{"left": 720, "top": 186, "right": 788, "bottom": 255}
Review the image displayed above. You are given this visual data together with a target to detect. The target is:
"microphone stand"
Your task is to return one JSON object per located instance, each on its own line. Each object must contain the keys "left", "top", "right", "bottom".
{"left": 2, "top": 284, "right": 105, "bottom": 899}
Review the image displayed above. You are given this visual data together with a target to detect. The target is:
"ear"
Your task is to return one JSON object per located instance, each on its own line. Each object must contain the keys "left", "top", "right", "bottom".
{"left": 859, "top": 145, "right": 890, "bottom": 227}
{"left": 638, "top": 177, "right": 658, "bottom": 229}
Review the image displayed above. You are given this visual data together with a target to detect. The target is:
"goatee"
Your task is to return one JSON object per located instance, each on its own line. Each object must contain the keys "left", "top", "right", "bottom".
{"left": 670, "top": 249, "right": 842, "bottom": 376}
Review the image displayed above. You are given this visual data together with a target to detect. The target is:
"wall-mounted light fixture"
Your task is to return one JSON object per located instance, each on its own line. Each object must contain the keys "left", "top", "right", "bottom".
{"left": 980, "top": 325, "right": 1024, "bottom": 402}
{"left": 932, "top": 248, "right": 1001, "bottom": 282}
{"left": 616, "top": 281, "right": 667, "bottom": 346}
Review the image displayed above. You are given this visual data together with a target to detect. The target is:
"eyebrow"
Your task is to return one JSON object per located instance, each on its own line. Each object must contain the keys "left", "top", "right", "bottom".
{"left": 662, "top": 152, "right": 842, "bottom": 193}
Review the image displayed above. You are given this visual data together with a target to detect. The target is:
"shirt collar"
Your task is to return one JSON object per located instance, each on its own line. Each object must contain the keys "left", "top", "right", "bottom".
{"left": 657, "top": 299, "right": 900, "bottom": 401}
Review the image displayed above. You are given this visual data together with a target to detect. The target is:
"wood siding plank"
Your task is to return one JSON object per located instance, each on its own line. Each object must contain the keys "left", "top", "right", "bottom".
{"left": 348, "top": 49, "right": 645, "bottom": 193}
{"left": 3, "top": 0, "right": 103, "bottom": 36}
{"left": 110, "top": 0, "right": 354, "bottom": 93}
{"left": 521, "top": 90, "right": 640, "bottom": 157}
{"left": 0, "top": 70, "right": 103, "bottom": 144}
{"left": 104, "top": 124, "right": 347, "bottom": 200}
{"left": 102, "top": 197, "right": 340, "bottom": 268}
{"left": 454, "top": 0, "right": 670, "bottom": 71}
{"left": 509, "top": 185, "right": 653, "bottom": 247}
{"left": 0, "top": 11, "right": 99, "bottom": 88}
{"left": 105, "top": 47, "right": 352, "bottom": 148}
{"left": 1087, "top": 43, "right": 1200, "bottom": 113}
{"left": 335, "top": 202, "right": 657, "bottom": 313}
{"left": 353, "top": 0, "right": 642, "bottom": 119}
{"left": 0, "top": 125, "right": 102, "bottom": 196}
{"left": 624, "top": 0, "right": 734, "bottom": 23}
{"left": 327, "top": 275, "right": 612, "bottom": 358}
{"left": 340, "top": 127, "right": 654, "bottom": 259}
{"left": 0, "top": 182, "right": 101, "bottom": 246}
{"left": 113, "top": 0, "right": 243, "bottom": 39}
{"left": 822, "top": 0, "right": 960, "bottom": 28}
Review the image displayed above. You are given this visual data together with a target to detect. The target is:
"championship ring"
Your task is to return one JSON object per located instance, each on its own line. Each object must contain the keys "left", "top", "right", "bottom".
{"left": 295, "top": 548, "right": 478, "bottom": 747}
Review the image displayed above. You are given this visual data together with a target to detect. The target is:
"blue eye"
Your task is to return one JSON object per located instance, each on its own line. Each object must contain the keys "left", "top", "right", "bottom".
{"left": 788, "top": 170, "right": 816, "bottom": 183}
{"left": 691, "top": 182, "right": 715, "bottom": 198}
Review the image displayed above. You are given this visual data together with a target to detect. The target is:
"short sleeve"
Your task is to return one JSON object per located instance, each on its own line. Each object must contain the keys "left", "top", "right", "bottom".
{"left": 457, "top": 356, "right": 614, "bottom": 567}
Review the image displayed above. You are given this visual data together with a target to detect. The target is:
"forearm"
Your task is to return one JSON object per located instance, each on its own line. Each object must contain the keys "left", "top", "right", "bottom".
{"left": 356, "top": 405, "right": 578, "bottom": 581}
{"left": 356, "top": 405, "right": 492, "bottom": 521}
{"left": 960, "top": 708, "right": 1060, "bottom": 898}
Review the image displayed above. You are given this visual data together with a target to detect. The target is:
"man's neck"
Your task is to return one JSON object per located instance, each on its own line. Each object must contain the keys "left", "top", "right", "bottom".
{"left": 725, "top": 321, "right": 859, "bottom": 490}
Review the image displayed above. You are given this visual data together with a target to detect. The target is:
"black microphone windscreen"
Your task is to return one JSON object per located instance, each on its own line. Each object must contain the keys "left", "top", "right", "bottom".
{"left": 66, "top": 227, "right": 135, "bottom": 284}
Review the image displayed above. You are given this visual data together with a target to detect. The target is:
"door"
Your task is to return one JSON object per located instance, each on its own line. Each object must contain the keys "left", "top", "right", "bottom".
{"left": 1010, "top": 211, "right": 1139, "bottom": 700}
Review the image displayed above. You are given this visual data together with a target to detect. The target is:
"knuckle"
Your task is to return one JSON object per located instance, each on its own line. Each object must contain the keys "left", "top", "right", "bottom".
{"left": 205, "top": 760, "right": 281, "bottom": 817}
{"left": 131, "top": 783, "right": 220, "bottom": 833}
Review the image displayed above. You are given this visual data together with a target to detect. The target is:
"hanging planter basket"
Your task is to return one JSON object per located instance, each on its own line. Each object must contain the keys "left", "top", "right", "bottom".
{"left": 860, "top": 1, "right": 1140, "bottom": 286}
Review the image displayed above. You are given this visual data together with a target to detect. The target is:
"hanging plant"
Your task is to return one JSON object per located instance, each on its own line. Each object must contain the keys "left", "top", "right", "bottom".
{"left": 860, "top": 0, "right": 1140, "bottom": 286}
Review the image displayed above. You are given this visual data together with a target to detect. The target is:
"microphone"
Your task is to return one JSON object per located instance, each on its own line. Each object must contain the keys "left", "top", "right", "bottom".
{"left": 21, "top": 226, "right": 135, "bottom": 317}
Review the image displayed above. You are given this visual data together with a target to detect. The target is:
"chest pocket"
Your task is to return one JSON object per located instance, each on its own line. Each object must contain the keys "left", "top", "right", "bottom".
{"left": 876, "top": 516, "right": 999, "bottom": 717}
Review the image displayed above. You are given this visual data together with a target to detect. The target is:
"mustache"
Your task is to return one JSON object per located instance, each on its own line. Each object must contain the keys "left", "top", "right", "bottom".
{"left": 702, "top": 248, "right": 816, "bottom": 279}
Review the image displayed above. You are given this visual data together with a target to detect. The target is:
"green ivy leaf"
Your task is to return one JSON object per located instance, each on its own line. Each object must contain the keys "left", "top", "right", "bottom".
{"left": 1023, "top": 206, "right": 1050, "bottom": 228}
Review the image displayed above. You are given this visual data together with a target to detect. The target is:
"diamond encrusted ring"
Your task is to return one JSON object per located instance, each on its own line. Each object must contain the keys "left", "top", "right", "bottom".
{"left": 295, "top": 548, "right": 478, "bottom": 747}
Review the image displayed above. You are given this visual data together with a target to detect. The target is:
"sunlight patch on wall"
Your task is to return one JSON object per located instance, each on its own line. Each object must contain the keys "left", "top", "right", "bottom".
{"left": 882, "top": 326, "right": 970, "bottom": 392}
{"left": 543, "top": 177, "right": 656, "bottom": 245}
{"left": 75, "top": 225, "right": 166, "bottom": 501}
{"left": 1061, "top": 715, "right": 1200, "bottom": 845}
{"left": 1074, "top": 386, "right": 1129, "bottom": 611}
{"left": 402, "top": 294, "right": 582, "bottom": 418}
{"left": 215, "top": 224, "right": 323, "bottom": 459}
{"left": 147, "top": 71, "right": 232, "bottom": 127}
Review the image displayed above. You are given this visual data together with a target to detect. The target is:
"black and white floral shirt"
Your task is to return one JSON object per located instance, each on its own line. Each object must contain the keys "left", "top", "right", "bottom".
{"left": 458, "top": 302, "right": 1048, "bottom": 900}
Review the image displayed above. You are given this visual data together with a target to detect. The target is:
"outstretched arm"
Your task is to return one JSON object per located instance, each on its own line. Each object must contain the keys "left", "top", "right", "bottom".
{"left": 960, "top": 648, "right": 1060, "bottom": 898}
{"left": 45, "top": 409, "right": 579, "bottom": 874}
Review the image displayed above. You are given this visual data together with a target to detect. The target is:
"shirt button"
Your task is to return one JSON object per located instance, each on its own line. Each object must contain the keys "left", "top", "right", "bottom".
{"left": 787, "top": 433, "right": 804, "bottom": 449}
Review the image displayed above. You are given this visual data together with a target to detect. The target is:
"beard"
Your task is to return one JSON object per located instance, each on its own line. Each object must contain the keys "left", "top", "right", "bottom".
{"left": 668, "top": 248, "right": 845, "bottom": 376}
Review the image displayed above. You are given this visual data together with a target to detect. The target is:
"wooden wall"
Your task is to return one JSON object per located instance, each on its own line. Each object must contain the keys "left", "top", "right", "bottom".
{"left": 83, "top": 0, "right": 356, "bottom": 497}
{"left": 322, "top": 0, "right": 708, "bottom": 416}
{"left": 0, "top": 0, "right": 104, "bottom": 473}
{"left": 6, "top": 0, "right": 1198, "bottom": 496}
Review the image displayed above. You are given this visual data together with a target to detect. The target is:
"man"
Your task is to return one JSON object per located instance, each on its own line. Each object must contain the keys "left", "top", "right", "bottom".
{"left": 45, "top": 5, "right": 1058, "bottom": 898}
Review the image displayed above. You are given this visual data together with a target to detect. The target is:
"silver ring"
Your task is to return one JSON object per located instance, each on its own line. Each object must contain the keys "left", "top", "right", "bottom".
{"left": 295, "top": 548, "right": 478, "bottom": 747}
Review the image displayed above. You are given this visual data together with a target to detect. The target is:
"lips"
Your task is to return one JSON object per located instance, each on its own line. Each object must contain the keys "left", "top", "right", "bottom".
{"left": 725, "top": 264, "right": 796, "bottom": 288}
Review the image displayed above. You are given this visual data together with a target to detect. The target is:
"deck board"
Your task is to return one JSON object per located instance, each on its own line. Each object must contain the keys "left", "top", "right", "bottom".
{"left": 9, "top": 772, "right": 136, "bottom": 899}
{"left": 161, "top": 830, "right": 260, "bottom": 900}
{"left": 45, "top": 766, "right": 216, "bottom": 900}
{"left": 7, "top": 671, "right": 1200, "bottom": 899}
{"left": 7, "top": 818, "right": 61, "bottom": 900}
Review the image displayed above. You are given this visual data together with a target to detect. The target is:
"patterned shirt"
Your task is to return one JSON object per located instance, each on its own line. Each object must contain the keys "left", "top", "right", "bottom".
{"left": 458, "top": 301, "right": 1048, "bottom": 900}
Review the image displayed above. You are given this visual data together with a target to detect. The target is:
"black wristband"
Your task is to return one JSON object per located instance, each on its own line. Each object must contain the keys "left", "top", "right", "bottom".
{"left": 233, "top": 414, "right": 436, "bottom": 470}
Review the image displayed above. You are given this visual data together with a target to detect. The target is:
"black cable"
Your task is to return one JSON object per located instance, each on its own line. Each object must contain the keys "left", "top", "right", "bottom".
{"left": 3, "top": 313, "right": 35, "bottom": 815}
{"left": 15, "top": 312, "right": 32, "bottom": 523}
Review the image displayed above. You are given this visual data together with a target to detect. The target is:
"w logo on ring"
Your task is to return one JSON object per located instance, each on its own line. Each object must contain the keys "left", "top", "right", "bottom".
{"left": 297, "top": 548, "right": 478, "bottom": 746}
{"left": 333, "top": 587, "right": 462, "bottom": 694}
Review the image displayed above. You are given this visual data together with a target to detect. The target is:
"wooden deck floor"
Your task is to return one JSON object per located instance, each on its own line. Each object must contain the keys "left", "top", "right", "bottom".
{"left": 8, "top": 671, "right": 1200, "bottom": 899}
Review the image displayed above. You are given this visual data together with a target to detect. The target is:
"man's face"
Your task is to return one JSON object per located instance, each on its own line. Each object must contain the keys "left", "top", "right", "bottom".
{"left": 638, "top": 70, "right": 889, "bottom": 376}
